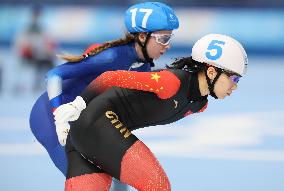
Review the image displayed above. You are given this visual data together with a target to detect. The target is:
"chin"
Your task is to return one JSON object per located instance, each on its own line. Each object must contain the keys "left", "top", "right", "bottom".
{"left": 154, "top": 55, "right": 161, "bottom": 60}
{"left": 217, "top": 95, "right": 226, "bottom": 99}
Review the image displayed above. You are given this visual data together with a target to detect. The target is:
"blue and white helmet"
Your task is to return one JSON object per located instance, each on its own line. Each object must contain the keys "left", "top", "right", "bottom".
{"left": 192, "top": 34, "right": 248, "bottom": 76}
{"left": 125, "top": 2, "right": 179, "bottom": 33}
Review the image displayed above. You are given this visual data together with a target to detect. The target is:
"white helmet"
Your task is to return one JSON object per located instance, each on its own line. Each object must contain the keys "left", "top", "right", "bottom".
{"left": 191, "top": 34, "right": 248, "bottom": 76}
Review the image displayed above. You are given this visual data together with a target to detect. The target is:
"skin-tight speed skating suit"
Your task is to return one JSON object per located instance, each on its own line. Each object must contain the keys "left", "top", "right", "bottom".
{"left": 65, "top": 69, "right": 208, "bottom": 191}
{"left": 29, "top": 43, "right": 151, "bottom": 175}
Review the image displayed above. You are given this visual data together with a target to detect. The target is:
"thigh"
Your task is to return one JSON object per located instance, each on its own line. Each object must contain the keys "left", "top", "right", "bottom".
{"left": 70, "top": 108, "right": 138, "bottom": 180}
{"left": 65, "top": 136, "right": 103, "bottom": 179}
{"left": 65, "top": 138, "right": 112, "bottom": 191}
{"left": 120, "top": 140, "right": 171, "bottom": 191}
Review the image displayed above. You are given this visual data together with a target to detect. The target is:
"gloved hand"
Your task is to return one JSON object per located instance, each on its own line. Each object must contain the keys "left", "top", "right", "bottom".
{"left": 53, "top": 96, "right": 86, "bottom": 123}
{"left": 55, "top": 121, "right": 70, "bottom": 146}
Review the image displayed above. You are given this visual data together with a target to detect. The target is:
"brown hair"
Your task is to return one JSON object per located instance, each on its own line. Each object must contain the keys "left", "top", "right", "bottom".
{"left": 58, "top": 33, "right": 135, "bottom": 62}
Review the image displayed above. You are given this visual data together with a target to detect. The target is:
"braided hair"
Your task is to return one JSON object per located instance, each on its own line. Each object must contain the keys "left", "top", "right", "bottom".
{"left": 58, "top": 33, "right": 135, "bottom": 62}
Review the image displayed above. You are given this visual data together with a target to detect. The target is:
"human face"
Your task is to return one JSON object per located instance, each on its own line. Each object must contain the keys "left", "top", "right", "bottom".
{"left": 213, "top": 72, "right": 239, "bottom": 99}
{"left": 207, "top": 67, "right": 240, "bottom": 99}
{"left": 147, "top": 30, "right": 173, "bottom": 60}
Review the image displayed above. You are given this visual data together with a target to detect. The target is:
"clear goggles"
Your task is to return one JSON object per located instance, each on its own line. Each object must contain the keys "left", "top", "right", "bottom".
{"left": 150, "top": 33, "right": 173, "bottom": 46}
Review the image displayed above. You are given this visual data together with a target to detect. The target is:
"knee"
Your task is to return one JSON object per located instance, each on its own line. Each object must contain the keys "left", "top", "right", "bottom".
{"left": 143, "top": 169, "right": 171, "bottom": 191}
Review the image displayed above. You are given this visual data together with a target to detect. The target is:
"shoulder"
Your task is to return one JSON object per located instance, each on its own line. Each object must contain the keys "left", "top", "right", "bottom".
{"left": 87, "top": 46, "right": 121, "bottom": 64}
{"left": 46, "top": 67, "right": 60, "bottom": 77}
{"left": 103, "top": 44, "right": 132, "bottom": 58}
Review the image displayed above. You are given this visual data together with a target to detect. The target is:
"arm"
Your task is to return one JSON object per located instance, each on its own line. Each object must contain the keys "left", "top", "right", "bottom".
{"left": 53, "top": 69, "right": 181, "bottom": 146}
{"left": 46, "top": 49, "right": 118, "bottom": 110}
{"left": 46, "top": 62, "right": 96, "bottom": 110}
{"left": 184, "top": 102, "right": 208, "bottom": 117}
{"left": 55, "top": 69, "right": 181, "bottom": 121}
{"left": 81, "top": 70, "right": 181, "bottom": 105}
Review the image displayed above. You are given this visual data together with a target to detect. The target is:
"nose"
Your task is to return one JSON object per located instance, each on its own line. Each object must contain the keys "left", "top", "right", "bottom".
{"left": 164, "top": 43, "right": 171, "bottom": 50}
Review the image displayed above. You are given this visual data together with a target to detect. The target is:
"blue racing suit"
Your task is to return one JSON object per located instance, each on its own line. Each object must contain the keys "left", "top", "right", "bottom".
{"left": 29, "top": 43, "right": 151, "bottom": 175}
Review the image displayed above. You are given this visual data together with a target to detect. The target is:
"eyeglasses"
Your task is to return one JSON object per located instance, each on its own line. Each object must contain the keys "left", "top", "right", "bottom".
{"left": 150, "top": 33, "right": 173, "bottom": 46}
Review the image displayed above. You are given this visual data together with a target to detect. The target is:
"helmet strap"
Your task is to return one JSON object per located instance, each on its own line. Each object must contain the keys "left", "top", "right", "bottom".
{"left": 135, "top": 33, "right": 155, "bottom": 67}
{"left": 205, "top": 69, "right": 222, "bottom": 99}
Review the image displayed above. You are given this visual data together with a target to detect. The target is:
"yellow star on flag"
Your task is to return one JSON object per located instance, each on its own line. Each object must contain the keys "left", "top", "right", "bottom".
{"left": 151, "top": 73, "right": 161, "bottom": 82}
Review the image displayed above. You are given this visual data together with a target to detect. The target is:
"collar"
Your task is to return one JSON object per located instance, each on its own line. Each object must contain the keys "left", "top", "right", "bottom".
{"left": 188, "top": 72, "right": 207, "bottom": 101}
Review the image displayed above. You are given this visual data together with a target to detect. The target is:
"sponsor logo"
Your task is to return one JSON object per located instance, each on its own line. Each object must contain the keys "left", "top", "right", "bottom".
{"left": 105, "top": 111, "right": 131, "bottom": 138}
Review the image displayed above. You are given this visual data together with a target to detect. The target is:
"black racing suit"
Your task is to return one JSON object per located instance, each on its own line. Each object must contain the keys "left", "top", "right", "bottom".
{"left": 66, "top": 69, "right": 208, "bottom": 179}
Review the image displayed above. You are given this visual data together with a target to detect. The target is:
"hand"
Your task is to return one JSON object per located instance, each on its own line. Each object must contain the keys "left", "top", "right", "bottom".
{"left": 53, "top": 103, "right": 80, "bottom": 123}
{"left": 53, "top": 96, "right": 86, "bottom": 123}
{"left": 55, "top": 121, "right": 70, "bottom": 146}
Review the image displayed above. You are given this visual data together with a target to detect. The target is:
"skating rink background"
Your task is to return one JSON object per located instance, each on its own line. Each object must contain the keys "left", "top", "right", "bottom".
{"left": 1, "top": 53, "right": 283, "bottom": 191}
{"left": 0, "top": 4, "right": 284, "bottom": 191}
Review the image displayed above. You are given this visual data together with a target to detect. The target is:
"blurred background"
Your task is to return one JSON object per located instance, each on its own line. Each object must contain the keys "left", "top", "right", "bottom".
{"left": 0, "top": 0, "right": 284, "bottom": 191}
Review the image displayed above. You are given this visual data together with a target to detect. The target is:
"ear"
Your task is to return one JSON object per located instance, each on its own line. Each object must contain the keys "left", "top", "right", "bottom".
{"left": 206, "top": 66, "right": 217, "bottom": 81}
